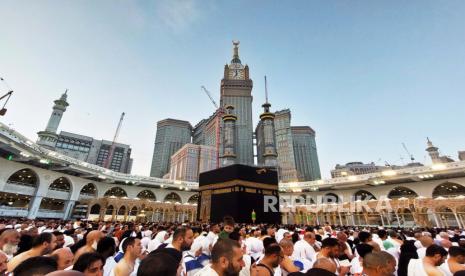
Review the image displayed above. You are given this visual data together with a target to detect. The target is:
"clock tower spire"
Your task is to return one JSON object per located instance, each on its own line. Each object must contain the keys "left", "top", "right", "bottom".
{"left": 231, "top": 40, "right": 241, "bottom": 64}
{"left": 219, "top": 41, "right": 254, "bottom": 166}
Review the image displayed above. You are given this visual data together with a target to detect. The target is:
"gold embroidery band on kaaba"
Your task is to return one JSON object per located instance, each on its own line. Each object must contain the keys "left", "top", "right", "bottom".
{"left": 198, "top": 179, "right": 278, "bottom": 191}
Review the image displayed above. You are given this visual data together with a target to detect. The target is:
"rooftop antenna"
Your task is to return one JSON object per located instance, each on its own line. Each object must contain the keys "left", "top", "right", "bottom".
{"left": 264, "top": 75, "right": 269, "bottom": 104}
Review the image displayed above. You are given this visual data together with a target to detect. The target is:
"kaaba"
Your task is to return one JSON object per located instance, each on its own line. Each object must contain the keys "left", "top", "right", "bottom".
{"left": 197, "top": 164, "right": 280, "bottom": 224}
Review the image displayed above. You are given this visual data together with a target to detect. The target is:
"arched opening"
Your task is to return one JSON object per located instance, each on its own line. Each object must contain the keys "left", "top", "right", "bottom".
{"left": 137, "top": 190, "right": 156, "bottom": 201}
{"left": 118, "top": 206, "right": 127, "bottom": 215}
{"left": 106, "top": 205, "right": 114, "bottom": 215}
{"left": 433, "top": 182, "right": 465, "bottom": 198}
{"left": 90, "top": 204, "right": 101, "bottom": 215}
{"left": 322, "top": 193, "right": 339, "bottom": 204}
{"left": 388, "top": 186, "right": 418, "bottom": 199}
{"left": 436, "top": 206, "right": 459, "bottom": 227}
{"left": 0, "top": 192, "right": 31, "bottom": 208}
{"left": 164, "top": 192, "right": 181, "bottom": 203}
{"left": 398, "top": 208, "right": 415, "bottom": 227}
{"left": 49, "top": 177, "right": 72, "bottom": 193}
{"left": 117, "top": 206, "right": 127, "bottom": 221}
{"left": 188, "top": 194, "right": 199, "bottom": 204}
{"left": 139, "top": 206, "right": 153, "bottom": 222}
{"left": 353, "top": 190, "right": 377, "bottom": 201}
{"left": 80, "top": 183, "right": 97, "bottom": 199}
{"left": 128, "top": 206, "right": 138, "bottom": 220}
{"left": 104, "top": 187, "right": 128, "bottom": 198}
{"left": 39, "top": 198, "right": 65, "bottom": 211}
{"left": 6, "top": 168, "right": 39, "bottom": 187}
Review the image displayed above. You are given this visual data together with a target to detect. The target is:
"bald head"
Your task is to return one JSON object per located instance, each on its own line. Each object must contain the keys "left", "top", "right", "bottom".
{"left": 440, "top": 239, "right": 452, "bottom": 249}
{"left": 86, "top": 230, "right": 102, "bottom": 246}
{"left": 313, "top": 258, "right": 337, "bottom": 273}
{"left": 52, "top": 248, "right": 74, "bottom": 270}
{"left": 419, "top": 236, "right": 434, "bottom": 248}
{"left": 363, "top": 251, "right": 396, "bottom": 276}
{"left": 439, "top": 232, "right": 449, "bottom": 240}
{"left": 46, "top": 271, "right": 84, "bottom": 276}
{"left": 304, "top": 232, "right": 316, "bottom": 243}
{"left": 337, "top": 232, "right": 348, "bottom": 242}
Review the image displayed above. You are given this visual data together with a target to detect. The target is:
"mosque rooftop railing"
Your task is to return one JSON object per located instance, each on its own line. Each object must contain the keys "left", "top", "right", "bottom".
{"left": 2, "top": 121, "right": 465, "bottom": 192}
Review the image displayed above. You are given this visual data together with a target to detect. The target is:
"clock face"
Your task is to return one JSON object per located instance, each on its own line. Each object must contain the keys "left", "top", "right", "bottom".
{"left": 230, "top": 69, "right": 244, "bottom": 79}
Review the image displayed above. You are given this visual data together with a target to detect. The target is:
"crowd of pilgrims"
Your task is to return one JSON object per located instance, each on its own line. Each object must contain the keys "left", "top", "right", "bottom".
{"left": 0, "top": 217, "right": 464, "bottom": 276}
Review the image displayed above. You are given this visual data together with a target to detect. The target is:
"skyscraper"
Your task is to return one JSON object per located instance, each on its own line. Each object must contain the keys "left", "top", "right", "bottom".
{"left": 291, "top": 126, "right": 321, "bottom": 181}
{"left": 220, "top": 41, "right": 254, "bottom": 166}
{"left": 150, "top": 119, "right": 192, "bottom": 178}
{"left": 168, "top": 144, "right": 217, "bottom": 182}
{"left": 274, "top": 109, "right": 299, "bottom": 182}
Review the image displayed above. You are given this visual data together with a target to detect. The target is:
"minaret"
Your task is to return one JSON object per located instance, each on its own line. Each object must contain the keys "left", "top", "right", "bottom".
{"left": 222, "top": 105, "right": 237, "bottom": 166}
{"left": 426, "top": 137, "right": 441, "bottom": 164}
{"left": 259, "top": 76, "right": 278, "bottom": 167}
{"left": 37, "top": 90, "right": 69, "bottom": 149}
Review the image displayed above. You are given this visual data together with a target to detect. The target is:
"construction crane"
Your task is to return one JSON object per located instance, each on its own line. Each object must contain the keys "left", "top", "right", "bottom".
{"left": 201, "top": 86, "right": 219, "bottom": 109}
{"left": 103, "top": 112, "right": 125, "bottom": 170}
{"left": 201, "top": 86, "right": 223, "bottom": 168}
{"left": 0, "top": 78, "right": 13, "bottom": 116}
{"left": 402, "top": 142, "right": 415, "bottom": 162}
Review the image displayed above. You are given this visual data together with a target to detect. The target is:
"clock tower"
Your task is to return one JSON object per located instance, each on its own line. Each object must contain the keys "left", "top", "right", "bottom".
{"left": 220, "top": 41, "right": 254, "bottom": 166}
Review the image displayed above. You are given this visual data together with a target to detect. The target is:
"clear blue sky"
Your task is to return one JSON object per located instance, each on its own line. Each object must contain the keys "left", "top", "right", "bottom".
{"left": 1, "top": 1, "right": 465, "bottom": 178}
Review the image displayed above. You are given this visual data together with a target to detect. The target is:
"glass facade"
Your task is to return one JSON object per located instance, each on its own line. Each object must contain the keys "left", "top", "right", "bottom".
{"left": 150, "top": 119, "right": 192, "bottom": 178}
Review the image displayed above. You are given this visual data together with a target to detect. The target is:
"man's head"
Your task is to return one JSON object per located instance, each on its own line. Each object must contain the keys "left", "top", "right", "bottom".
{"left": 321, "top": 238, "right": 340, "bottom": 258}
{"left": 211, "top": 224, "right": 221, "bottom": 234}
{"left": 279, "top": 238, "right": 294, "bottom": 257}
{"left": 303, "top": 232, "right": 316, "bottom": 245}
{"left": 312, "top": 257, "right": 337, "bottom": 274}
{"left": 266, "top": 226, "right": 276, "bottom": 237}
{"left": 264, "top": 243, "right": 283, "bottom": 268}
{"left": 337, "top": 232, "right": 348, "bottom": 242}
{"left": 252, "top": 228, "right": 261, "bottom": 238}
{"left": 53, "top": 231, "right": 65, "bottom": 249}
{"left": 32, "top": 232, "right": 57, "bottom": 255}
{"left": 440, "top": 239, "right": 452, "bottom": 249}
{"left": 13, "top": 256, "right": 58, "bottom": 276}
{"left": 0, "top": 229, "right": 20, "bottom": 255}
{"left": 356, "top": 243, "right": 374, "bottom": 258}
{"left": 448, "top": 246, "right": 465, "bottom": 264}
{"left": 96, "top": 236, "right": 116, "bottom": 259}
{"left": 425, "top": 244, "right": 448, "bottom": 266}
{"left": 439, "top": 232, "right": 450, "bottom": 240}
{"left": 0, "top": 252, "right": 7, "bottom": 275}
{"left": 85, "top": 230, "right": 103, "bottom": 249}
{"left": 419, "top": 236, "right": 434, "bottom": 248}
{"left": 211, "top": 238, "right": 245, "bottom": 276}
{"left": 363, "top": 251, "right": 396, "bottom": 276}
{"left": 51, "top": 248, "right": 74, "bottom": 270}
{"left": 172, "top": 226, "right": 194, "bottom": 251}
{"left": 140, "top": 248, "right": 182, "bottom": 276}
{"left": 377, "top": 229, "right": 387, "bottom": 240}
{"left": 282, "top": 232, "right": 292, "bottom": 241}
{"left": 73, "top": 252, "right": 105, "bottom": 276}
{"left": 358, "top": 231, "right": 372, "bottom": 243}
{"left": 122, "top": 237, "right": 142, "bottom": 258}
